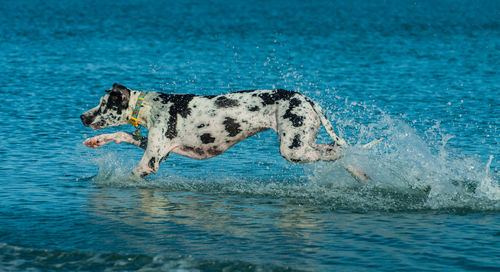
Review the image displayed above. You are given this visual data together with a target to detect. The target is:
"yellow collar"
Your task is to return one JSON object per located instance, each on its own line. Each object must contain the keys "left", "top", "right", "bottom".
{"left": 129, "top": 91, "right": 146, "bottom": 127}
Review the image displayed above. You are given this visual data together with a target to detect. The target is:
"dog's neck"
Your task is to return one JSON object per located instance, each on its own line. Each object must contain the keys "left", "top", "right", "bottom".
{"left": 128, "top": 90, "right": 150, "bottom": 128}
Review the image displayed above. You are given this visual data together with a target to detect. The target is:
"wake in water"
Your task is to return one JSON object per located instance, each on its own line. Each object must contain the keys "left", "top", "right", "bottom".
{"left": 86, "top": 102, "right": 499, "bottom": 213}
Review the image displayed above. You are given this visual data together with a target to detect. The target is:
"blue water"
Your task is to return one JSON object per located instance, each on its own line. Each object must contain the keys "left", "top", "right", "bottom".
{"left": 1, "top": 0, "right": 499, "bottom": 271}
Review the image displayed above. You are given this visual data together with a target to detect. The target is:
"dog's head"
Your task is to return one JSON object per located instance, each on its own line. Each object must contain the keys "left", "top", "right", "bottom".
{"left": 80, "top": 83, "right": 131, "bottom": 130}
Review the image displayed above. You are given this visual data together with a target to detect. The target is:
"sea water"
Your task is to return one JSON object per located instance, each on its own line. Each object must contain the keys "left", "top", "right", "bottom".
{"left": 0, "top": 0, "right": 499, "bottom": 271}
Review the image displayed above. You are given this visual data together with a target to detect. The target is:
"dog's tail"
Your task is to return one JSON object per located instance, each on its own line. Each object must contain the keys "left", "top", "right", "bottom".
{"left": 310, "top": 101, "right": 348, "bottom": 147}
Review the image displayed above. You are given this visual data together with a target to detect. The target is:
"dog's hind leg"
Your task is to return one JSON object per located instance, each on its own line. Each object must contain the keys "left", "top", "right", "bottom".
{"left": 277, "top": 113, "right": 343, "bottom": 162}
{"left": 279, "top": 140, "right": 343, "bottom": 163}
{"left": 83, "top": 132, "right": 148, "bottom": 149}
{"left": 278, "top": 140, "right": 343, "bottom": 163}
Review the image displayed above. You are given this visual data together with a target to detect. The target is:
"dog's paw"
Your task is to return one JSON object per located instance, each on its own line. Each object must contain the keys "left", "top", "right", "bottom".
{"left": 83, "top": 135, "right": 112, "bottom": 149}
{"left": 345, "top": 165, "right": 370, "bottom": 182}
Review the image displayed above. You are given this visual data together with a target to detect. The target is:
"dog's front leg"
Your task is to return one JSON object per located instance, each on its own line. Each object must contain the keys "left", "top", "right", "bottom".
{"left": 132, "top": 149, "right": 164, "bottom": 178}
{"left": 131, "top": 129, "right": 170, "bottom": 178}
{"left": 84, "top": 132, "right": 147, "bottom": 149}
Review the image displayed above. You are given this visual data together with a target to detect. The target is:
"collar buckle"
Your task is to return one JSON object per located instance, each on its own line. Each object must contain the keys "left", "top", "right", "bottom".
{"left": 129, "top": 116, "right": 139, "bottom": 127}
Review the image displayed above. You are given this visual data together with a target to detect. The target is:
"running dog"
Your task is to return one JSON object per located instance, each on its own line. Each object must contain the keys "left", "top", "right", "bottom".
{"left": 81, "top": 83, "right": 368, "bottom": 179}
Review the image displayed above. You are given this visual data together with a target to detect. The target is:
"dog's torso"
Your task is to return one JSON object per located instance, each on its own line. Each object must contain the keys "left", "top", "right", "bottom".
{"left": 143, "top": 89, "right": 316, "bottom": 159}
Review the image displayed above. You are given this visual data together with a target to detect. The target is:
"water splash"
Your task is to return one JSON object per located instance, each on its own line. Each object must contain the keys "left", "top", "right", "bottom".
{"left": 307, "top": 105, "right": 500, "bottom": 212}
{"left": 88, "top": 101, "right": 499, "bottom": 213}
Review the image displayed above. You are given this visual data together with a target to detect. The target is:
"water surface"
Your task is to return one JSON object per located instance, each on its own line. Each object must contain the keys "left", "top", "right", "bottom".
{"left": 0, "top": 0, "right": 499, "bottom": 271}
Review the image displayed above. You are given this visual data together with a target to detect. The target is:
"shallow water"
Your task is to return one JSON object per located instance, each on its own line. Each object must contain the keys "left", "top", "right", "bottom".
{"left": 1, "top": 0, "right": 499, "bottom": 271}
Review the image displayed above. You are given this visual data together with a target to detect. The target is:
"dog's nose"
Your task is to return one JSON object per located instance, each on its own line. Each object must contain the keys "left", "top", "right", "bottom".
{"left": 80, "top": 114, "right": 90, "bottom": 126}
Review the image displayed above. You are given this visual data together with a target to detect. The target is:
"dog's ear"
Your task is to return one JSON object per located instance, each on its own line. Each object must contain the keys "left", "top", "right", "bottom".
{"left": 111, "top": 83, "right": 128, "bottom": 92}
{"left": 109, "top": 83, "right": 131, "bottom": 106}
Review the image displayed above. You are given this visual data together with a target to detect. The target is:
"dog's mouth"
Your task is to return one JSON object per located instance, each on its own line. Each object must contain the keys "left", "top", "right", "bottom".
{"left": 80, "top": 114, "right": 106, "bottom": 130}
{"left": 84, "top": 119, "right": 104, "bottom": 130}
{"left": 89, "top": 122, "right": 105, "bottom": 130}
{"left": 89, "top": 124, "right": 100, "bottom": 130}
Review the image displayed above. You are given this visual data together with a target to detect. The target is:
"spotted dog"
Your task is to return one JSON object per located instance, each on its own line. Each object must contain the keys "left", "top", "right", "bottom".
{"left": 81, "top": 83, "right": 367, "bottom": 179}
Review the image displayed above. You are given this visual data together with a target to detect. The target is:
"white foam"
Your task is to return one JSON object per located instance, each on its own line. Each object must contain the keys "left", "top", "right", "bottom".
{"left": 306, "top": 109, "right": 500, "bottom": 211}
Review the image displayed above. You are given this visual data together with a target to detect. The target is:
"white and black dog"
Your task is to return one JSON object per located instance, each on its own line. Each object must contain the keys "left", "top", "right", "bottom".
{"left": 81, "top": 83, "right": 370, "bottom": 179}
